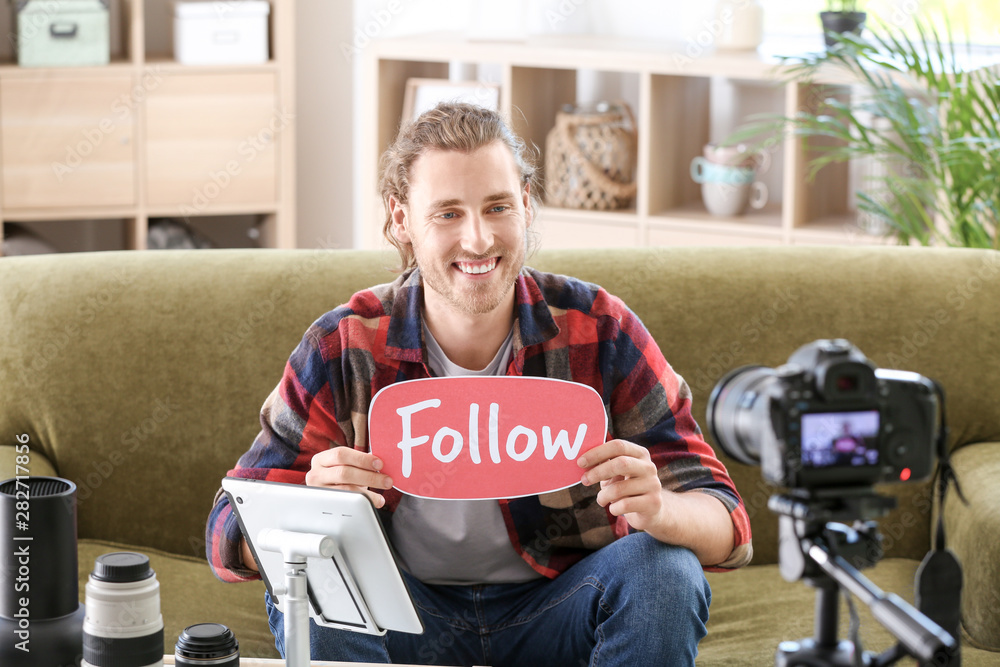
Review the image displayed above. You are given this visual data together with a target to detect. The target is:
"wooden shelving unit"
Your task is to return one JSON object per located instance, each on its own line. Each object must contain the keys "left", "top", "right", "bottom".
{"left": 360, "top": 33, "right": 901, "bottom": 250}
{"left": 0, "top": 0, "right": 295, "bottom": 255}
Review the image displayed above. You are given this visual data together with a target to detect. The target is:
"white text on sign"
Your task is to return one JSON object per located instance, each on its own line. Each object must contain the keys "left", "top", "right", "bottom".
{"left": 395, "top": 399, "right": 589, "bottom": 478}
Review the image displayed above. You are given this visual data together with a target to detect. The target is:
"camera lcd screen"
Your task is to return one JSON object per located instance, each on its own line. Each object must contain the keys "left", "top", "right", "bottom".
{"left": 800, "top": 410, "right": 880, "bottom": 468}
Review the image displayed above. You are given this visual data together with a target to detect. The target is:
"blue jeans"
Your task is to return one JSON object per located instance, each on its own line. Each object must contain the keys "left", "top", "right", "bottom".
{"left": 265, "top": 533, "right": 711, "bottom": 666}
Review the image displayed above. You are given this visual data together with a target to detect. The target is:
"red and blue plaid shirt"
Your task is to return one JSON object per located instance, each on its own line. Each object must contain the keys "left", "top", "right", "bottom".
{"left": 207, "top": 267, "right": 752, "bottom": 582}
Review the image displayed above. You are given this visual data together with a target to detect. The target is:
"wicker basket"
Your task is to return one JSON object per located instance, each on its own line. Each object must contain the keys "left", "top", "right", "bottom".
{"left": 544, "top": 101, "right": 637, "bottom": 210}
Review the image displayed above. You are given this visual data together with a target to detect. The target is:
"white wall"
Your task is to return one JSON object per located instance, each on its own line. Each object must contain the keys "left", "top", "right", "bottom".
{"left": 295, "top": 0, "right": 356, "bottom": 249}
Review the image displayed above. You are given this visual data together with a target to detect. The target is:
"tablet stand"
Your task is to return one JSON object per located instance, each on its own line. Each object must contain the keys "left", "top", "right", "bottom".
{"left": 257, "top": 528, "right": 337, "bottom": 667}
{"left": 222, "top": 478, "right": 423, "bottom": 648}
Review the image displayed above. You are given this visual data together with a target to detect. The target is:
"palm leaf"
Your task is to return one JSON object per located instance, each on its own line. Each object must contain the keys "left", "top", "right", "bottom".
{"left": 744, "top": 14, "right": 999, "bottom": 248}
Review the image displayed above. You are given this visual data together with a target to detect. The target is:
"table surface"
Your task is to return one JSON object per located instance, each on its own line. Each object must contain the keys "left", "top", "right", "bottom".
{"left": 163, "top": 658, "right": 352, "bottom": 666}
{"left": 162, "top": 656, "right": 480, "bottom": 666}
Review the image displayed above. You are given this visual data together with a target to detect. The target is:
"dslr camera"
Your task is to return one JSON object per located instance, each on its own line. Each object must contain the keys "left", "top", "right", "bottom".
{"left": 706, "top": 339, "right": 940, "bottom": 491}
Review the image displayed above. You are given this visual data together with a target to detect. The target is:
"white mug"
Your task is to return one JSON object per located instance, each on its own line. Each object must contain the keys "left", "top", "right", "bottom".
{"left": 701, "top": 180, "right": 768, "bottom": 217}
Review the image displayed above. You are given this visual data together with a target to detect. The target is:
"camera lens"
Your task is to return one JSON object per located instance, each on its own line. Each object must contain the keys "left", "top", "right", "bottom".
{"left": 175, "top": 623, "right": 239, "bottom": 667}
{"left": 82, "top": 552, "right": 163, "bottom": 667}
{"left": 706, "top": 365, "right": 778, "bottom": 466}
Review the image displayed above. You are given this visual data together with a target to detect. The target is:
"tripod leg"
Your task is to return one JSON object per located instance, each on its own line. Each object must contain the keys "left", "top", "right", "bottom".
{"left": 774, "top": 581, "right": 860, "bottom": 667}
{"left": 815, "top": 583, "right": 840, "bottom": 649}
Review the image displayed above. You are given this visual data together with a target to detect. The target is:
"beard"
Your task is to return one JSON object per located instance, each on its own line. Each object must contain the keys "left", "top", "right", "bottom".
{"left": 415, "top": 239, "right": 526, "bottom": 317}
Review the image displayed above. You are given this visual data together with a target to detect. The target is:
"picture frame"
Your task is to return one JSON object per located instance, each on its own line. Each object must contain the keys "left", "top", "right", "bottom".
{"left": 401, "top": 78, "right": 501, "bottom": 123}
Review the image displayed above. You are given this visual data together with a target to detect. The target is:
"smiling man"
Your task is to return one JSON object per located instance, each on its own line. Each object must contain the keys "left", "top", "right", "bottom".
{"left": 207, "top": 102, "right": 752, "bottom": 666}
{"left": 391, "top": 140, "right": 530, "bottom": 370}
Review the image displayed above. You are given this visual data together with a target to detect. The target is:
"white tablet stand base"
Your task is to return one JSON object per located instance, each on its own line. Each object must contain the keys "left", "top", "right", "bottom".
{"left": 257, "top": 528, "right": 337, "bottom": 667}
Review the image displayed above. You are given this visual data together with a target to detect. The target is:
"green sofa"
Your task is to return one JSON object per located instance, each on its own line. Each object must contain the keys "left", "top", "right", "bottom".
{"left": 1, "top": 246, "right": 998, "bottom": 665}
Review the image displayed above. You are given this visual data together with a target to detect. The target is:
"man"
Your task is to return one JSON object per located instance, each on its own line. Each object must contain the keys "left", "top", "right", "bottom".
{"left": 207, "top": 102, "right": 752, "bottom": 666}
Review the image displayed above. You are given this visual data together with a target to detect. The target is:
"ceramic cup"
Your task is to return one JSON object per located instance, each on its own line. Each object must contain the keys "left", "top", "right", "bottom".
{"left": 700, "top": 180, "right": 768, "bottom": 217}
{"left": 691, "top": 156, "right": 768, "bottom": 217}
{"left": 703, "top": 142, "right": 773, "bottom": 174}
{"left": 691, "top": 156, "right": 754, "bottom": 184}
{"left": 703, "top": 142, "right": 759, "bottom": 169}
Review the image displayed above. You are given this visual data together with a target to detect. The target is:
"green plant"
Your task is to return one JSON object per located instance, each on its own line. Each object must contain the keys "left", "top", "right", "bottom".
{"left": 825, "top": 0, "right": 862, "bottom": 13}
{"left": 730, "top": 17, "right": 1000, "bottom": 248}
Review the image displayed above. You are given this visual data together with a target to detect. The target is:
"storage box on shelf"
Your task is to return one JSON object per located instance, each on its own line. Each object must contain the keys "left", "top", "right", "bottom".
{"left": 360, "top": 33, "right": 990, "bottom": 249}
{"left": 0, "top": 0, "right": 295, "bottom": 256}
{"left": 173, "top": 0, "right": 270, "bottom": 66}
{"left": 15, "top": 0, "right": 111, "bottom": 68}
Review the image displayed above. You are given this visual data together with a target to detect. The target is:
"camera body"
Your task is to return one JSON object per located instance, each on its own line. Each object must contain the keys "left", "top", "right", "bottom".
{"left": 707, "top": 339, "right": 939, "bottom": 491}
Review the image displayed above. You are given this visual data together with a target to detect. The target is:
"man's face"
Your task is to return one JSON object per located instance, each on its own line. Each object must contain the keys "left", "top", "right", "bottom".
{"left": 391, "top": 142, "right": 533, "bottom": 319}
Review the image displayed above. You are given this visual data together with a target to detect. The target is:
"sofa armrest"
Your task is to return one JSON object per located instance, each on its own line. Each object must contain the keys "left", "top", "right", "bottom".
{"left": 0, "top": 444, "right": 58, "bottom": 481}
{"left": 941, "top": 442, "right": 1000, "bottom": 651}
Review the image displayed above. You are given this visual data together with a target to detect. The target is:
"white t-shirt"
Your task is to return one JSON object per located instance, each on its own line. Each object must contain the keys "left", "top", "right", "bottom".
{"left": 385, "top": 323, "right": 544, "bottom": 585}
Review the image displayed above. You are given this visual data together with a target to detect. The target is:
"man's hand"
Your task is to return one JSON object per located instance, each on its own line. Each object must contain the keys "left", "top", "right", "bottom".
{"left": 236, "top": 448, "right": 393, "bottom": 574}
{"left": 304, "top": 446, "right": 394, "bottom": 509}
{"left": 579, "top": 439, "right": 735, "bottom": 566}
{"left": 579, "top": 439, "right": 665, "bottom": 533}
{"left": 240, "top": 536, "right": 259, "bottom": 572}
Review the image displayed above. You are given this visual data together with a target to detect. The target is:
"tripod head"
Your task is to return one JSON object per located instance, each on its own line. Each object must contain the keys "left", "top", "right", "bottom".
{"left": 770, "top": 488, "right": 895, "bottom": 585}
{"left": 769, "top": 490, "right": 958, "bottom": 667}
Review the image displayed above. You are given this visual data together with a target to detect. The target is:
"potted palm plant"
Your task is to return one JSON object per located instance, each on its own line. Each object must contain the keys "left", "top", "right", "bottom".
{"left": 729, "top": 17, "right": 1000, "bottom": 248}
{"left": 820, "top": 0, "right": 866, "bottom": 47}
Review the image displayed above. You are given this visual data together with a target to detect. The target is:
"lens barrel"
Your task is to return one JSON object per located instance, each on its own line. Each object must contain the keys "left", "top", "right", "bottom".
{"left": 706, "top": 365, "right": 778, "bottom": 467}
{"left": 82, "top": 552, "right": 164, "bottom": 667}
{"left": 175, "top": 623, "right": 240, "bottom": 667}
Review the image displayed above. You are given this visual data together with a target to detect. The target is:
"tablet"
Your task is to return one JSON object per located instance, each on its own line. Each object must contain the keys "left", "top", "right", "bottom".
{"left": 221, "top": 477, "right": 423, "bottom": 636}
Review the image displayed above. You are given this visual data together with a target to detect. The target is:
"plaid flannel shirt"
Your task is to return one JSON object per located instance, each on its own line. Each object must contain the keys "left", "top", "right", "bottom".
{"left": 207, "top": 267, "right": 753, "bottom": 582}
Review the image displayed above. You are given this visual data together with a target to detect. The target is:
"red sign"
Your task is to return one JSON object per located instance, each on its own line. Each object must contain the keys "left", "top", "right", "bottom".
{"left": 368, "top": 377, "right": 607, "bottom": 500}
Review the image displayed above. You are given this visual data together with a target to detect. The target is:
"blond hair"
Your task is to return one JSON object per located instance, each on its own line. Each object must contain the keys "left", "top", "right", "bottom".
{"left": 378, "top": 102, "right": 541, "bottom": 271}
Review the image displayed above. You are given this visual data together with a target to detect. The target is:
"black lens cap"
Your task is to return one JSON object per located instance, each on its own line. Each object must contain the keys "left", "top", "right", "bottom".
{"left": 176, "top": 623, "right": 239, "bottom": 660}
{"left": 91, "top": 552, "right": 154, "bottom": 583}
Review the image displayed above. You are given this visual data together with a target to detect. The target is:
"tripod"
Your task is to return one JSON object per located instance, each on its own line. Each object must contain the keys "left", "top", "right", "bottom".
{"left": 769, "top": 492, "right": 957, "bottom": 667}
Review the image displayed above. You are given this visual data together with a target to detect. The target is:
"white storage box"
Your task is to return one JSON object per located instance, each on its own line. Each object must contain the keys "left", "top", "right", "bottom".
{"left": 173, "top": 0, "right": 270, "bottom": 65}
{"left": 15, "top": 0, "right": 110, "bottom": 67}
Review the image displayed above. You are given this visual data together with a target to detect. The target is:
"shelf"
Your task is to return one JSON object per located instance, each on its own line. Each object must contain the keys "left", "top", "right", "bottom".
{"left": 790, "top": 214, "right": 894, "bottom": 246}
{"left": 360, "top": 32, "right": 1000, "bottom": 250}
{"left": 146, "top": 203, "right": 279, "bottom": 217}
{"left": 143, "top": 55, "right": 281, "bottom": 74}
{"left": 0, "top": 59, "right": 136, "bottom": 78}
{"left": 541, "top": 207, "right": 640, "bottom": 226}
{"left": 541, "top": 217, "right": 643, "bottom": 249}
{"left": 646, "top": 202, "right": 783, "bottom": 247}
{"left": 370, "top": 33, "right": 796, "bottom": 80}
{"left": 650, "top": 202, "right": 784, "bottom": 236}
{"left": 3, "top": 218, "right": 130, "bottom": 254}
{"left": 361, "top": 33, "right": 807, "bottom": 250}
{"left": 0, "top": 0, "right": 296, "bottom": 256}
{"left": 2, "top": 206, "right": 140, "bottom": 223}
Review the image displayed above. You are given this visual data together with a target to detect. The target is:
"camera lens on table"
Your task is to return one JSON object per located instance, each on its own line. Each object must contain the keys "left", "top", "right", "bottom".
{"left": 82, "top": 552, "right": 164, "bottom": 667}
{"left": 175, "top": 622, "right": 240, "bottom": 666}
